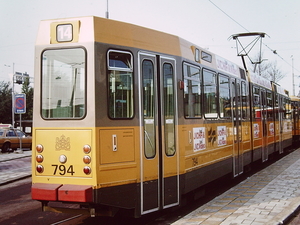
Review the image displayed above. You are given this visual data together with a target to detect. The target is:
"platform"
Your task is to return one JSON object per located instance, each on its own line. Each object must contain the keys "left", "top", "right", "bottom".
{"left": 172, "top": 149, "right": 300, "bottom": 225}
{"left": 0, "top": 150, "right": 31, "bottom": 185}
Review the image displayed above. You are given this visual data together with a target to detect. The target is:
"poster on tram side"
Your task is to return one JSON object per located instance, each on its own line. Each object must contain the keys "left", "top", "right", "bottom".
{"left": 193, "top": 127, "right": 206, "bottom": 151}
{"left": 217, "top": 126, "right": 227, "bottom": 146}
{"left": 254, "top": 123, "right": 260, "bottom": 138}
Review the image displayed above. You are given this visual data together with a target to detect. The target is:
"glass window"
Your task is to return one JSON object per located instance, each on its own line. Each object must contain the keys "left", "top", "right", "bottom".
{"left": 284, "top": 98, "right": 292, "bottom": 119}
{"left": 237, "top": 83, "right": 242, "bottom": 118}
{"left": 201, "top": 51, "right": 212, "bottom": 62}
{"left": 231, "top": 81, "right": 237, "bottom": 118}
{"left": 16, "top": 130, "right": 26, "bottom": 137}
{"left": 267, "top": 91, "right": 273, "bottom": 119}
{"left": 241, "top": 81, "right": 248, "bottom": 119}
{"left": 253, "top": 86, "right": 261, "bottom": 118}
{"left": 183, "top": 63, "right": 201, "bottom": 118}
{"left": 142, "top": 60, "right": 156, "bottom": 158}
{"left": 163, "top": 63, "right": 175, "bottom": 156}
{"left": 203, "top": 69, "right": 217, "bottom": 118}
{"left": 195, "top": 48, "right": 200, "bottom": 62}
{"left": 42, "top": 48, "right": 86, "bottom": 119}
{"left": 282, "top": 97, "right": 287, "bottom": 118}
{"left": 275, "top": 94, "right": 279, "bottom": 120}
{"left": 108, "top": 50, "right": 133, "bottom": 119}
{"left": 219, "top": 75, "right": 230, "bottom": 118}
{"left": 7, "top": 130, "right": 16, "bottom": 137}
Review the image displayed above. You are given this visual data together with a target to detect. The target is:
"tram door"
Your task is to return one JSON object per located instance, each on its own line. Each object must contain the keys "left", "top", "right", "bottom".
{"left": 231, "top": 79, "right": 243, "bottom": 177}
{"left": 261, "top": 90, "right": 269, "bottom": 161}
{"left": 139, "top": 53, "right": 179, "bottom": 214}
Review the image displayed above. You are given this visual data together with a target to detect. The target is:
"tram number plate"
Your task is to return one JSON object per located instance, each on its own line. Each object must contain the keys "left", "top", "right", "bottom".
{"left": 56, "top": 24, "right": 73, "bottom": 42}
{"left": 52, "top": 164, "right": 75, "bottom": 176}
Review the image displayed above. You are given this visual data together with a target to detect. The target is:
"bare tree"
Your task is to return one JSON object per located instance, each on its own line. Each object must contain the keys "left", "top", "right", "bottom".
{"left": 251, "top": 52, "right": 286, "bottom": 83}
{"left": 265, "top": 61, "right": 285, "bottom": 82}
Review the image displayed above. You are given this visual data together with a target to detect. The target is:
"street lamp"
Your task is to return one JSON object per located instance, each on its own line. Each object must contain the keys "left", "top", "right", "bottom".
{"left": 106, "top": 0, "right": 109, "bottom": 19}
{"left": 291, "top": 56, "right": 295, "bottom": 96}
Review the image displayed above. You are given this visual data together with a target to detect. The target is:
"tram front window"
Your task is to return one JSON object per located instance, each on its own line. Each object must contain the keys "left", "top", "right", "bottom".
{"left": 41, "top": 48, "right": 86, "bottom": 119}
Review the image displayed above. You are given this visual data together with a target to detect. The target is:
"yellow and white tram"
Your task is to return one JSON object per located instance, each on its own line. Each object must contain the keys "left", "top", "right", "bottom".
{"left": 31, "top": 16, "right": 293, "bottom": 217}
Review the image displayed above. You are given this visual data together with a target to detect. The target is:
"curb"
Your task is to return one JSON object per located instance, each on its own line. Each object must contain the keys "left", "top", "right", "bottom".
{"left": 0, "top": 174, "right": 32, "bottom": 186}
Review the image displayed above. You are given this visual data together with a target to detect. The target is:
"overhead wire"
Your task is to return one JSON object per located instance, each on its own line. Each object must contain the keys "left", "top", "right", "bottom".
{"left": 208, "top": 0, "right": 300, "bottom": 74}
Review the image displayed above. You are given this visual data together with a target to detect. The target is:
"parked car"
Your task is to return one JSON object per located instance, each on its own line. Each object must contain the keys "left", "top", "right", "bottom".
{"left": 0, "top": 126, "right": 32, "bottom": 152}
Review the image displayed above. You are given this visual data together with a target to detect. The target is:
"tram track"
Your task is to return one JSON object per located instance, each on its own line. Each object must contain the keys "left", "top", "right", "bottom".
{"left": 48, "top": 150, "right": 294, "bottom": 225}
{"left": 50, "top": 214, "right": 85, "bottom": 225}
{"left": 0, "top": 149, "right": 296, "bottom": 224}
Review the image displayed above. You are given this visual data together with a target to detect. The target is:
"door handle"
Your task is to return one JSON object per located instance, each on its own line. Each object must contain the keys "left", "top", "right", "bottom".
{"left": 189, "top": 131, "right": 192, "bottom": 144}
{"left": 112, "top": 134, "right": 117, "bottom": 151}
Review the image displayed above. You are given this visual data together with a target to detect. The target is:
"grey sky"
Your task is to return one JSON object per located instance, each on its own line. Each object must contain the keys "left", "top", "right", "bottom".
{"left": 1, "top": 0, "right": 299, "bottom": 94}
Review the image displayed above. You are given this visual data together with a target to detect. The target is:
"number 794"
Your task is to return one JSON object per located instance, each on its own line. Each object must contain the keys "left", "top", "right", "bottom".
{"left": 52, "top": 164, "right": 75, "bottom": 175}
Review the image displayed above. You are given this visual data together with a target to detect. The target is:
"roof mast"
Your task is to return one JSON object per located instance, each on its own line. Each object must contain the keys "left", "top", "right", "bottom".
{"left": 229, "top": 32, "right": 266, "bottom": 73}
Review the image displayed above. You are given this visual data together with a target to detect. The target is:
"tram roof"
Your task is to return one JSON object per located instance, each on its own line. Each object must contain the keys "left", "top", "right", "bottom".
{"left": 291, "top": 96, "right": 300, "bottom": 101}
{"left": 248, "top": 73, "right": 272, "bottom": 90}
{"left": 275, "top": 84, "right": 289, "bottom": 97}
{"left": 37, "top": 16, "right": 243, "bottom": 77}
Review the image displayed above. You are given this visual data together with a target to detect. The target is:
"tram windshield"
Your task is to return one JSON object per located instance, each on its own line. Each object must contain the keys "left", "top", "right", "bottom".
{"left": 41, "top": 48, "right": 86, "bottom": 119}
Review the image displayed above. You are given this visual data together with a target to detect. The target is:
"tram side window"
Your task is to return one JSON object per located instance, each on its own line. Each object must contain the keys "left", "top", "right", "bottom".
{"left": 284, "top": 98, "right": 292, "bottom": 119}
{"left": 253, "top": 86, "right": 261, "bottom": 119}
{"left": 241, "top": 81, "right": 248, "bottom": 119}
{"left": 275, "top": 94, "right": 279, "bottom": 120}
{"left": 142, "top": 59, "right": 156, "bottom": 158}
{"left": 163, "top": 63, "right": 176, "bottom": 156}
{"left": 219, "top": 75, "right": 230, "bottom": 118}
{"left": 164, "top": 63, "right": 174, "bottom": 118}
{"left": 203, "top": 69, "right": 217, "bottom": 118}
{"left": 183, "top": 63, "right": 201, "bottom": 118}
{"left": 41, "top": 48, "right": 86, "bottom": 119}
{"left": 267, "top": 91, "right": 273, "bottom": 119}
{"left": 282, "top": 98, "right": 286, "bottom": 119}
{"left": 108, "top": 50, "right": 133, "bottom": 119}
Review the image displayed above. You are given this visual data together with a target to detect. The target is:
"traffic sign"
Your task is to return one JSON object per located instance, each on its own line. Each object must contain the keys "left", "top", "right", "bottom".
{"left": 15, "top": 94, "right": 26, "bottom": 114}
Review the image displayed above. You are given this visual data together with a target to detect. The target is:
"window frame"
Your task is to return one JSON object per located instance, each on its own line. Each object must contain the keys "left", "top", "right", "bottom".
{"left": 40, "top": 47, "right": 87, "bottom": 120}
{"left": 218, "top": 74, "right": 231, "bottom": 119}
{"left": 266, "top": 90, "right": 274, "bottom": 119}
{"left": 241, "top": 81, "right": 248, "bottom": 120}
{"left": 107, "top": 49, "right": 134, "bottom": 119}
{"left": 252, "top": 85, "right": 261, "bottom": 119}
{"left": 142, "top": 58, "right": 156, "bottom": 159}
{"left": 183, "top": 62, "right": 202, "bottom": 119}
{"left": 203, "top": 68, "right": 218, "bottom": 119}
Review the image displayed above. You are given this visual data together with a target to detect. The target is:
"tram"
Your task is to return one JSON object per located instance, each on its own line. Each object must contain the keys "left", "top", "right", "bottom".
{"left": 291, "top": 96, "right": 300, "bottom": 144}
{"left": 31, "top": 16, "right": 293, "bottom": 217}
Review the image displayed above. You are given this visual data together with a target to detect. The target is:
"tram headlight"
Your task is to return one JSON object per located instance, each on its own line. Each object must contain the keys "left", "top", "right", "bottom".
{"left": 59, "top": 155, "right": 67, "bottom": 164}
{"left": 83, "top": 155, "right": 91, "bottom": 164}
{"left": 36, "top": 165, "right": 44, "bottom": 173}
{"left": 83, "top": 145, "right": 91, "bottom": 154}
{"left": 36, "top": 144, "right": 44, "bottom": 153}
{"left": 36, "top": 154, "right": 44, "bottom": 163}
{"left": 83, "top": 166, "right": 91, "bottom": 175}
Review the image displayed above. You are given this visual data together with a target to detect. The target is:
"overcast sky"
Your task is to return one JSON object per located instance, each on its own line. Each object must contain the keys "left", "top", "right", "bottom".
{"left": 1, "top": 0, "right": 300, "bottom": 94}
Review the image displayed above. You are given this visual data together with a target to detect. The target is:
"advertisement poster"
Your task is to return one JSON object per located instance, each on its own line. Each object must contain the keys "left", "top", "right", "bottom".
{"left": 254, "top": 123, "right": 259, "bottom": 138}
{"left": 217, "top": 126, "right": 227, "bottom": 146}
{"left": 193, "top": 127, "right": 206, "bottom": 151}
{"left": 269, "top": 123, "right": 274, "bottom": 136}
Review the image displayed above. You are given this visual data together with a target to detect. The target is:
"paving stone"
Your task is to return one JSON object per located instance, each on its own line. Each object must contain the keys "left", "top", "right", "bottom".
{"left": 172, "top": 149, "right": 300, "bottom": 224}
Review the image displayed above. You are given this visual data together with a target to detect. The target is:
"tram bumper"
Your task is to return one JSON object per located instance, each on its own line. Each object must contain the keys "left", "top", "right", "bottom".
{"left": 31, "top": 183, "right": 93, "bottom": 202}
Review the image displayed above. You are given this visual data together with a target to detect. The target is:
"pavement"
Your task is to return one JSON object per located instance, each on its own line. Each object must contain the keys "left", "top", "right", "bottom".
{"left": 0, "top": 150, "right": 31, "bottom": 185}
{"left": 1, "top": 149, "right": 300, "bottom": 224}
{"left": 173, "top": 149, "right": 300, "bottom": 225}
